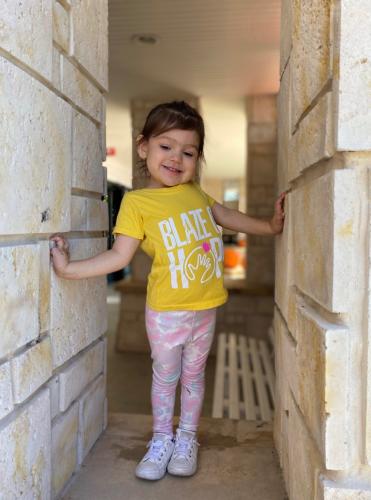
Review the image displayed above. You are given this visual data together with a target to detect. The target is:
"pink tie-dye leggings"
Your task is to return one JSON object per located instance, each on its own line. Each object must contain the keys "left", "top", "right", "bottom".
{"left": 145, "top": 305, "right": 217, "bottom": 435}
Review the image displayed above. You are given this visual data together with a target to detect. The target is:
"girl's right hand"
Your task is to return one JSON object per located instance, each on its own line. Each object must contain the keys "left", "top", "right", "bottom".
{"left": 50, "top": 234, "right": 70, "bottom": 277}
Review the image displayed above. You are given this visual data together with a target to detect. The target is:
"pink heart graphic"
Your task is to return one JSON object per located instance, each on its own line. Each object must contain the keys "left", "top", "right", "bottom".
{"left": 202, "top": 242, "right": 211, "bottom": 253}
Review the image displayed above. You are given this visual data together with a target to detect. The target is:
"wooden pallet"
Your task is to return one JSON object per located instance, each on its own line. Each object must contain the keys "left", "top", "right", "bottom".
{"left": 212, "top": 333, "right": 275, "bottom": 421}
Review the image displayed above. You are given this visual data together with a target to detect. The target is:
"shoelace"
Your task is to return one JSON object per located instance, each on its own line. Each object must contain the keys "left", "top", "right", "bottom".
{"left": 144, "top": 438, "right": 170, "bottom": 462}
{"left": 173, "top": 436, "right": 198, "bottom": 461}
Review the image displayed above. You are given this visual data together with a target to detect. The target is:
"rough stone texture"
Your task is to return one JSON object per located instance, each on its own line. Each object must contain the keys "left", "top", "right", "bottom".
{"left": 289, "top": 92, "right": 334, "bottom": 181}
{"left": 51, "top": 402, "right": 79, "bottom": 498}
{"left": 39, "top": 241, "right": 51, "bottom": 334}
{"left": 48, "top": 375, "right": 60, "bottom": 420}
{"left": 0, "top": 57, "right": 71, "bottom": 235}
{"left": 61, "top": 55, "right": 102, "bottom": 122}
{"left": 72, "top": 111, "right": 105, "bottom": 193}
{"left": 294, "top": 302, "right": 350, "bottom": 470}
{"left": 0, "top": 245, "right": 39, "bottom": 358}
{"left": 11, "top": 337, "right": 53, "bottom": 404}
{"left": 52, "top": 46, "right": 62, "bottom": 91}
{"left": 59, "top": 340, "right": 105, "bottom": 411}
{"left": 50, "top": 238, "right": 108, "bottom": 369}
{"left": 277, "top": 60, "right": 291, "bottom": 193}
{"left": 290, "top": 0, "right": 332, "bottom": 130}
{"left": 78, "top": 375, "right": 106, "bottom": 464}
{"left": 71, "top": 195, "right": 87, "bottom": 231}
{"left": 53, "top": 1, "right": 69, "bottom": 53}
{"left": 71, "top": 0, "right": 108, "bottom": 90}
{"left": 335, "top": 0, "right": 371, "bottom": 151}
{"left": 0, "top": 389, "right": 51, "bottom": 499}
{"left": 87, "top": 198, "right": 109, "bottom": 231}
{"left": 292, "top": 170, "right": 355, "bottom": 313}
{"left": 0, "top": 361, "right": 13, "bottom": 420}
{"left": 287, "top": 392, "right": 324, "bottom": 500}
{"left": 280, "top": 0, "right": 292, "bottom": 77}
{"left": 0, "top": 0, "right": 52, "bottom": 79}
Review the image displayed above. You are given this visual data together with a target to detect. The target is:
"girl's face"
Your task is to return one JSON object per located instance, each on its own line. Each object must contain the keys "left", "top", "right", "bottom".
{"left": 137, "top": 128, "right": 200, "bottom": 188}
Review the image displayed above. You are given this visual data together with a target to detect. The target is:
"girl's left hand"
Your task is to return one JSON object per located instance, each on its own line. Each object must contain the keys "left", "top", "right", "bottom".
{"left": 269, "top": 192, "right": 286, "bottom": 234}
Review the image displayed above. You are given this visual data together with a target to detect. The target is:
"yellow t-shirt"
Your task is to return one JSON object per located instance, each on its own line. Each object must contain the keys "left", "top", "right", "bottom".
{"left": 113, "top": 182, "right": 228, "bottom": 311}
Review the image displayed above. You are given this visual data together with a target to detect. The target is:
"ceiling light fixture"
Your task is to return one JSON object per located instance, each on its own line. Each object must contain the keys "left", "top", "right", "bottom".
{"left": 130, "top": 34, "right": 160, "bottom": 46}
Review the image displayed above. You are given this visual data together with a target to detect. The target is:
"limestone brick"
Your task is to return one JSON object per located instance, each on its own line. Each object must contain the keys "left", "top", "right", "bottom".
{"left": 248, "top": 123, "right": 277, "bottom": 144}
{"left": 72, "top": 111, "right": 105, "bottom": 193}
{"left": 71, "top": 195, "right": 87, "bottom": 231}
{"left": 287, "top": 392, "right": 323, "bottom": 500}
{"left": 50, "top": 238, "right": 107, "bottom": 368}
{"left": 295, "top": 302, "right": 350, "bottom": 470}
{"left": 71, "top": 0, "right": 108, "bottom": 90}
{"left": 292, "top": 170, "right": 355, "bottom": 313}
{"left": 61, "top": 56, "right": 102, "bottom": 122}
{"left": 52, "top": 47, "right": 62, "bottom": 91}
{"left": 0, "top": 361, "right": 13, "bottom": 420}
{"left": 277, "top": 60, "right": 291, "bottom": 192}
{"left": 0, "top": 390, "right": 51, "bottom": 499}
{"left": 59, "top": 340, "right": 105, "bottom": 411}
{"left": 0, "top": 57, "right": 71, "bottom": 235}
{"left": 53, "top": 1, "right": 70, "bottom": 53}
{"left": 87, "top": 198, "right": 109, "bottom": 231}
{"left": 48, "top": 375, "right": 60, "bottom": 420}
{"left": 11, "top": 337, "right": 53, "bottom": 404}
{"left": 280, "top": 0, "right": 292, "bottom": 78}
{"left": 291, "top": 0, "right": 332, "bottom": 130}
{"left": 335, "top": 0, "right": 371, "bottom": 151}
{"left": 0, "top": 0, "right": 52, "bottom": 80}
{"left": 289, "top": 92, "right": 334, "bottom": 182}
{"left": 0, "top": 245, "right": 39, "bottom": 358}
{"left": 78, "top": 375, "right": 105, "bottom": 463}
{"left": 51, "top": 402, "right": 79, "bottom": 498}
{"left": 39, "top": 241, "right": 51, "bottom": 334}
{"left": 247, "top": 95, "right": 277, "bottom": 124}
{"left": 319, "top": 478, "right": 371, "bottom": 500}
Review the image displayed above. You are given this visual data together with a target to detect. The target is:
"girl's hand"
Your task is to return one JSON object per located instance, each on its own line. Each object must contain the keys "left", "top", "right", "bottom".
{"left": 269, "top": 192, "right": 286, "bottom": 234}
{"left": 50, "top": 234, "right": 70, "bottom": 277}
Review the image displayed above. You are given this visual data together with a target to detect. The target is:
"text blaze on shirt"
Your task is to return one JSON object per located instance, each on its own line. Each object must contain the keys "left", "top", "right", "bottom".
{"left": 158, "top": 206, "right": 223, "bottom": 289}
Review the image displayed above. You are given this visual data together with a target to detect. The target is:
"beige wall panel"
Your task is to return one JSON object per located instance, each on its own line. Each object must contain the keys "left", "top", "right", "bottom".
{"left": 319, "top": 478, "right": 371, "bottom": 500}
{"left": 277, "top": 61, "right": 291, "bottom": 192}
{"left": 0, "top": 57, "right": 71, "bottom": 235}
{"left": 291, "top": 0, "right": 332, "bottom": 130}
{"left": 86, "top": 199, "right": 109, "bottom": 231}
{"left": 0, "top": 245, "right": 39, "bottom": 358}
{"left": 61, "top": 56, "right": 102, "bottom": 122}
{"left": 289, "top": 93, "right": 334, "bottom": 182}
{"left": 39, "top": 241, "right": 51, "bottom": 334}
{"left": 335, "top": 0, "right": 371, "bottom": 150}
{"left": 72, "top": 111, "right": 105, "bottom": 193}
{"left": 50, "top": 238, "right": 107, "bottom": 369}
{"left": 0, "top": 389, "right": 51, "bottom": 499}
{"left": 295, "top": 302, "right": 349, "bottom": 470}
{"left": 0, "top": 361, "right": 13, "bottom": 420}
{"left": 53, "top": 1, "right": 70, "bottom": 53}
{"left": 51, "top": 402, "right": 79, "bottom": 498}
{"left": 292, "top": 170, "right": 355, "bottom": 313}
{"left": 280, "top": 0, "right": 292, "bottom": 78}
{"left": 1, "top": 0, "right": 52, "bottom": 79}
{"left": 71, "top": 0, "right": 108, "bottom": 90}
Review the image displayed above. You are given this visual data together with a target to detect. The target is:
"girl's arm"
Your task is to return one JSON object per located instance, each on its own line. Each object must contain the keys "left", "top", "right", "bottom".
{"left": 211, "top": 192, "right": 286, "bottom": 235}
{"left": 50, "top": 234, "right": 141, "bottom": 280}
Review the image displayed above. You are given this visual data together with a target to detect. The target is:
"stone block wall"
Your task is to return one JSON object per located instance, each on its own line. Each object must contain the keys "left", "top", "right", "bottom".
{"left": 275, "top": 1, "right": 371, "bottom": 498}
{"left": 0, "top": 1, "right": 108, "bottom": 498}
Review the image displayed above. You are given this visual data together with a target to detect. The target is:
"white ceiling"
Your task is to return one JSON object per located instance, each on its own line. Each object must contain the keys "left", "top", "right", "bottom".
{"left": 108, "top": 0, "right": 281, "bottom": 101}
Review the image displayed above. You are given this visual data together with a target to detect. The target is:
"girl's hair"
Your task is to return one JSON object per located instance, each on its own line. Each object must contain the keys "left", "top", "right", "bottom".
{"left": 137, "top": 101, "right": 205, "bottom": 176}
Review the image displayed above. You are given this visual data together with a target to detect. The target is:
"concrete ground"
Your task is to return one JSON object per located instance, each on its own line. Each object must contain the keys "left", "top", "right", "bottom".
{"left": 62, "top": 413, "right": 287, "bottom": 500}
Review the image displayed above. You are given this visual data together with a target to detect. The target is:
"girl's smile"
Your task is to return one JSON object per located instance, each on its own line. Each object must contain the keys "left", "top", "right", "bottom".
{"left": 137, "top": 128, "right": 200, "bottom": 188}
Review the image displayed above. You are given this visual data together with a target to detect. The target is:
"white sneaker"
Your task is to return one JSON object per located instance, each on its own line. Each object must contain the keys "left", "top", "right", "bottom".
{"left": 135, "top": 433, "right": 174, "bottom": 481}
{"left": 167, "top": 429, "right": 199, "bottom": 477}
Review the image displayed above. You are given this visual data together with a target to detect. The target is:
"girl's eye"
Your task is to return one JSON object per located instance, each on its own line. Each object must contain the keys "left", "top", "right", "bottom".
{"left": 160, "top": 145, "right": 170, "bottom": 150}
{"left": 184, "top": 152, "right": 194, "bottom": 158}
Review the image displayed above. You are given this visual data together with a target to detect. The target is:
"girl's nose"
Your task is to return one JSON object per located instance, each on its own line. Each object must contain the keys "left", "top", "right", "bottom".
{"left": 170, "top": 150, "right": 182, "bottom": 162}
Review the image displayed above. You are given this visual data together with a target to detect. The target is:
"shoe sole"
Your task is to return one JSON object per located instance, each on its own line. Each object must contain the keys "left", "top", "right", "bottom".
{"left": 167, "top": 466, "right": 197, "bottom": 477}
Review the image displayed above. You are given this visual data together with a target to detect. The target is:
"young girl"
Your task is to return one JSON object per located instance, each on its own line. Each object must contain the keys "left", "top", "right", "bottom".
{"left": 50, "top": 101, "right": 285, "bottom": 482}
